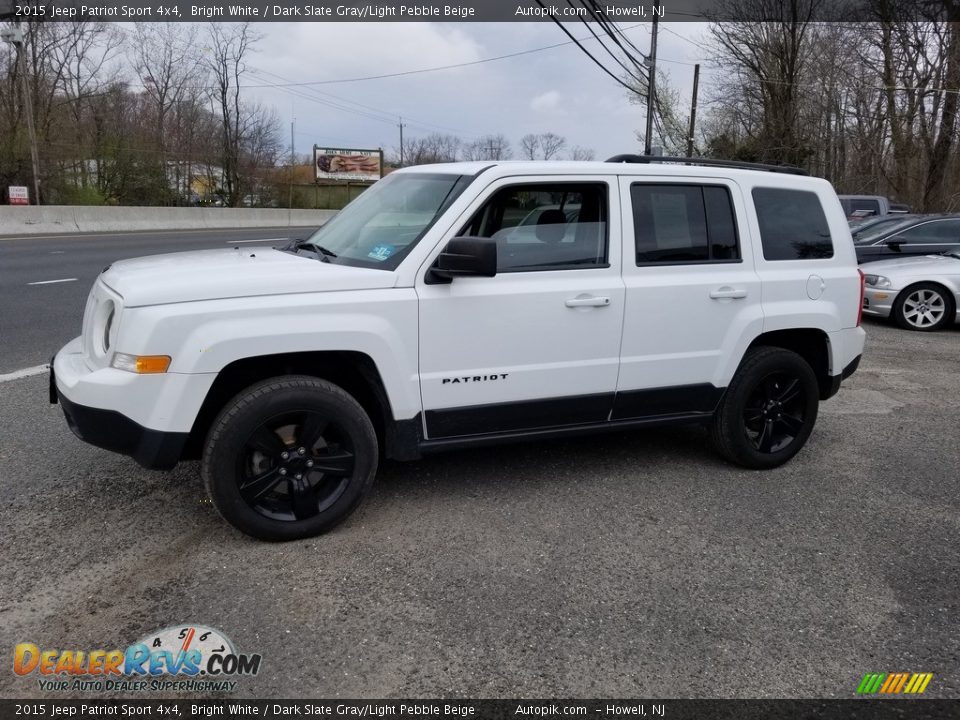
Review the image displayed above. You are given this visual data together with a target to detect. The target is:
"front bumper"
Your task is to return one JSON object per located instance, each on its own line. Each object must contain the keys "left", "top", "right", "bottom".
{"left": 862, "top": 286, "right": 896, "bottom": 319}
{"left": 51, "top": 337, "right": 211, "bottom": 470}
{"left": 53, "top": 377, "right": 187, "bottom": 470}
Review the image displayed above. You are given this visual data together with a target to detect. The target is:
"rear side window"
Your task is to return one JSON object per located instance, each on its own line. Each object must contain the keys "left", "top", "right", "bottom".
{"left": 848, "top": 198, "right": 880, "bottom": 215}
{"left": 753, "top": 188, "right": 833, "bottom": 260}
{"left": 894, "top": 220, "right": 960, "bottom": 242}
{"left": 631, "top": 184, "right": 740, "bottom": 264}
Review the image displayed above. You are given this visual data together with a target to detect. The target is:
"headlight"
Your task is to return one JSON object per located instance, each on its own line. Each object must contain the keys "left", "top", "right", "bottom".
{"left": 110, "top": 353, "right": 171, "bottom": 374}
{"left": 102, "top": 304, "right": 115, "bottom": 353}
{"left": 864, "top": 274, "right": 892, "bottom": 288}
{"left": 92, "top": 299, "right": 116, "bottom": 357}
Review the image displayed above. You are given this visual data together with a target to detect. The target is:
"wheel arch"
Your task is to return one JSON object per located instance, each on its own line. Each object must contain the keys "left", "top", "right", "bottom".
{"left": 182, "top": 351, "right": 416, "bottom": 462}
{"left": 746, "top": 328, "right": 833, "bottom": 400}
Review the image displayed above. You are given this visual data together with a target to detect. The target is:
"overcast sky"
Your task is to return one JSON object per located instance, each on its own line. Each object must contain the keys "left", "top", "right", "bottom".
{"left": 243, "top": 22, "right": 714, "bottom": 162}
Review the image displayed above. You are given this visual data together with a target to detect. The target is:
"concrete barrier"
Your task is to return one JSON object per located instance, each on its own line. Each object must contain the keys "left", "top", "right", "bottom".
{"left": 0, "top": 206, "right": 337, "bottom": 236}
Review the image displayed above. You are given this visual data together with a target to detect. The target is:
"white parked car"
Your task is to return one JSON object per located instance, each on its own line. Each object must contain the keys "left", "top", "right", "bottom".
{"left": 51, "top": 157, "right": 866, "bottom": 540}
{"left": 861, "top": 251, "right": 960, "bottom": 331}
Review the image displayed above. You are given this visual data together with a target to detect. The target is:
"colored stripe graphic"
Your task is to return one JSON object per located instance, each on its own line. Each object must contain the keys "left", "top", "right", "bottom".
{"left": 857, "top": 672, "right": 932, "bottom": 694}
{"left": 857, "top": 673, "right": 886, "bottom": 694}
{"left": 879, "top": 674, "right": 897, "bottom": 693}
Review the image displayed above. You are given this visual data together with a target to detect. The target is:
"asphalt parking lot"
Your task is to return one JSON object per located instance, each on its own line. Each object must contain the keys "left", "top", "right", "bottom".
{"left": 0, "top": 318, "right": 957, "bottom": 700}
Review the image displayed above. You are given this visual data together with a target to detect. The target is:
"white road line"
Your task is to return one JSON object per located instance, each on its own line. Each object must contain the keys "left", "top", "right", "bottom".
{"left": 0, "top": 364, "right": 49, "bottom": 383}
{"left": 49, "top": 251, "right": 66, "bottom": 254}
{"left": 227, "top": 237, "right": 289, "bottom": 244}
{"left": 27, "top": 278, "right": 78, "bottom": 286}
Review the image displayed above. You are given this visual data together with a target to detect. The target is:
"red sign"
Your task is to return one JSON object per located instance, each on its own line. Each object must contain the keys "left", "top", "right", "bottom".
{"left": 8, "top": 186, "right": 29, "bottom": 205}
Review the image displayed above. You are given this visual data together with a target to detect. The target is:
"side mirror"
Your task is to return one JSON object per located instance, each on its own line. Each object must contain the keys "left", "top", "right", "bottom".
{"left": 885, "top": 239, "right": 904, "bottom": 252}
{"left": 428, "top": 237, "right": 497, "bottom": 282}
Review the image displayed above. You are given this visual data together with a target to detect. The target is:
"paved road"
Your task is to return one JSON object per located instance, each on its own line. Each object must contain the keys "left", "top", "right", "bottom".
{"left": 0, "top": 227, "right": 318, "bottom": 374}
{"left": 0, "top": 320, "right": 957, "bottom": 699}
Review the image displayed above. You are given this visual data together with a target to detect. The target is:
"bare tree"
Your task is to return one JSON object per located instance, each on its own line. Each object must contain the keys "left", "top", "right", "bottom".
{"left": 204, "top": 22, "right": 259, "bottom": 207}
{"left": 519, "top": 132, "right": 567, "bottom": 160}
{"left": 400, "top": 133, "right": 461, "bottom": 165}
{"left": 625, "top": 68, "right": 691, "bottom": 154}
{"left": 129, "top": 23, "right": 206, "bottom": 202}
{"left": 706, "top": 0, "right": 826, "bottom": 166}
{"left": 539, "top": 132, "right": 566, "bottom": 160}
{"left": 520, "top": 133, "right": 539, "bottom": 160}
{"left": 569, "top": 146, "right": 596, "bottom": 161}
{"left": 462, "top": 133, "right": 513, "bottom": 160}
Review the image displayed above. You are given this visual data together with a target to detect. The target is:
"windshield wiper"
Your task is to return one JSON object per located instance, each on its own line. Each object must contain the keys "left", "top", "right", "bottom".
{"left": 285, "top": 240, "right": 337, "bottom": 262}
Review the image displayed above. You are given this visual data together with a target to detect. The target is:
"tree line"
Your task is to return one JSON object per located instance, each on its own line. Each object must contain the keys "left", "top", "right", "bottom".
{"left": 0, "top": 22, "right": 287, "bottom": 206}
{"left": 644, "top": 0, "right": 960, "bottom": 212}
{"left": 5, "top": 6, "right": 959, "bottom": 211}
{"left": 394, "top": 131, "right": 595, "bottom": 165}
{"left": 0, "top": 19, "right": 596, "bottom": 207}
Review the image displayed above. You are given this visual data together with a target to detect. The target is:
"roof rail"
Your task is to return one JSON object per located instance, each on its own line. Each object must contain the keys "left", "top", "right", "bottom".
{"left": 605, "top": 154, "right": 809, "bottom": 176}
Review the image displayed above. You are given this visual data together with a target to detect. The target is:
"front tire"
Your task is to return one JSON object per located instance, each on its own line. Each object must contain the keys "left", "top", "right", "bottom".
{"left": 202, "top": 376, "right": 378, "bottom": 541}
{"left": 709, "top": 347, "right": 819, "bottom": 469}
{"left": 892, "top": 282, "right": 954, "bottom": 332}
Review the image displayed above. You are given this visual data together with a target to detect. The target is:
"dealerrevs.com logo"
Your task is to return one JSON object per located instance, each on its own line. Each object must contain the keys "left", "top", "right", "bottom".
{"left": 14, "top": 625, "right": 261, "bottom": 693}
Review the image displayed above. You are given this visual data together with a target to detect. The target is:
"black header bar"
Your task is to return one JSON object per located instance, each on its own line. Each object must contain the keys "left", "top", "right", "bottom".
{"left": 1, "top": 699, "right": 959, "bottom": 720}
{"left": 0, "top": 0, "right": 946, "bottom": 22}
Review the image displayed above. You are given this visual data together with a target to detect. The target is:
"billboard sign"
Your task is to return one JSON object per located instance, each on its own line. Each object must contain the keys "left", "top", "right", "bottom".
{"left": 314, "top": 147, "right": 382, "bottom": 182}
{"left": 8, "top": 186, "right": 29, "bottom": 205}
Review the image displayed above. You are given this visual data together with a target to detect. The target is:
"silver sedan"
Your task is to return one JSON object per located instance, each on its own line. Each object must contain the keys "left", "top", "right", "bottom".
{"left": 861, "top": 251, "right": 960, "bottom": 331}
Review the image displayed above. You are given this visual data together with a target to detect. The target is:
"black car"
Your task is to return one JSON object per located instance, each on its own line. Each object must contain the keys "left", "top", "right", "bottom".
{"left": 850, "top": 214, "right": 919, "bottom": 239}
{"left": 855, "top": 214, "right": 960, "bottom": 264}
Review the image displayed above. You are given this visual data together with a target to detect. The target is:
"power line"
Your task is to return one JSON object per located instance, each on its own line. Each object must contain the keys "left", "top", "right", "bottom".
{"left": 534, "top": 0, "right": 640, "bottom": 93}
{"left": 566, "top": 0, "right": 647, "bottom": 85}
{"left": 235, "top": 22, "right": 649, "bottom": 89}
{"left": 250, "top": 65, "right": 470, "bottom": 135}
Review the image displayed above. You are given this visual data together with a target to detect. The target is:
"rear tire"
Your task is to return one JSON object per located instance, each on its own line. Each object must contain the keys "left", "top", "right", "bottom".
{"left": 202, "top": 375, "right": 378, "bottom": 541}
{"left": 892, "top": 282, "right": 954, "bottom": 332}
{"left": 709, "top": 347, "right": 819, "bottom": 469}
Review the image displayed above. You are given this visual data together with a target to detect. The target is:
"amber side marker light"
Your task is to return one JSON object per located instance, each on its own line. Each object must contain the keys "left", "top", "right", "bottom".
{"left": 111, "top": 353, "right": 172, "bottom": 374}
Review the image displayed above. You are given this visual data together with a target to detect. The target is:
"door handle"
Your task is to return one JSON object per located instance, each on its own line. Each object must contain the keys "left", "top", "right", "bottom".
{"left": 709, "top": 287, "right": 748, "bottom": 300}
{"left": 565, "top": 295, "right": 610, "bottom": 308}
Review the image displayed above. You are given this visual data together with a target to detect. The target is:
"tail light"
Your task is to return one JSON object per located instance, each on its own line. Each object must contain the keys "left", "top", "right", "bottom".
{"left": 857, "top": 269, "right": 865, "bottom": 326}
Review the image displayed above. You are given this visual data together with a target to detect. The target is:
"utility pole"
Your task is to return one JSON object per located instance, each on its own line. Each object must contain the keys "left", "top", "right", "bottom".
{"left": 687, "top": 63, "right": 700, "bottom": 158}
{"left": 288, "top": 116, "right": 295, "bottom": 209}
{"left": 398, "top": 117, "right": 405, "bottom": 166}
{"left": 643, "top": 2, "right": 660, "bottom": 156}
{"left": 4, "top": 20, "right": 41, "bottom": 204}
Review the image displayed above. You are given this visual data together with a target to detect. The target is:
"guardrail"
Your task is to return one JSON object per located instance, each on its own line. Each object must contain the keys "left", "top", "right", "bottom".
{"left": 0, "top": 206, "right": 337, "bottom": 236}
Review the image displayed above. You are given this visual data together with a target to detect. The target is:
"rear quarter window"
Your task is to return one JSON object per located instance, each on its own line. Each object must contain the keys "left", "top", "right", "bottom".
{"left": 753, "top": 187, "right": 834, "bottom": 260}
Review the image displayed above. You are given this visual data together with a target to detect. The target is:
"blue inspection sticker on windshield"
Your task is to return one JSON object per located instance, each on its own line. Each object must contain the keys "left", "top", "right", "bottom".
{"left": 367, "top": 244, "right": 396, "bottom": 262}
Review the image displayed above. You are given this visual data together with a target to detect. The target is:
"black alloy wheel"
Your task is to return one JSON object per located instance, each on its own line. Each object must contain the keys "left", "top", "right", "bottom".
{"left": 238, "top": 410, "right": 356, "bottom": 522}
{"left": 203, "top": 376, "right": 378, "bottom": 541}
{"left": 742, "top": 372, "right": 808, "bottom": 454}
{"left": 709, "top": 347, "right": 819, "bottom": 469}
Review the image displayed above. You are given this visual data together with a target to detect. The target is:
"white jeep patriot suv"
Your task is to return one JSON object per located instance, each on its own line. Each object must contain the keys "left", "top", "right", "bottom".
{"left": 51, "top": 156, "right": 866, "bottom": 541}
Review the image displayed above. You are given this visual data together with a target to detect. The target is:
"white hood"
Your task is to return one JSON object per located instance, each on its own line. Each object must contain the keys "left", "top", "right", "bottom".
{"left": 100, "top": 248, "right": 396, "bottom": 307}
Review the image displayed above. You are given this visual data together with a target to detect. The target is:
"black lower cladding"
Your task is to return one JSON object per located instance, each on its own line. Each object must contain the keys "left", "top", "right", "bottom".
{"left": 426, "top": 393, "right": 613, "bottom": 439}
{"left": 424, "top": 384, "right": 723, "bottom": 439}
{"left": 56, "top": 390, "right": 187, "bottom": 470}
{"left": 823, "top": 354, "right": 862, "bottom": 400}
{"left": 611, "top": 383, "right": 723, "bottom": 420}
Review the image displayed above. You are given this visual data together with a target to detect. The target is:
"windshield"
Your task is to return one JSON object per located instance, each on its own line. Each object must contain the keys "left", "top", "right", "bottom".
{"left": 853, "top": 217, "right": 917, "bottom": 244}
{"left": 300, "top": 172, "right": 469, "bottom": 270}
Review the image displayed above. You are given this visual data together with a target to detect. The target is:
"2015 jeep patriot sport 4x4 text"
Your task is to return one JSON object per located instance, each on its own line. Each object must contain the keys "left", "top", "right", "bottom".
{"left": 51, "top": 157, "right": 866, "bottom": 541}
